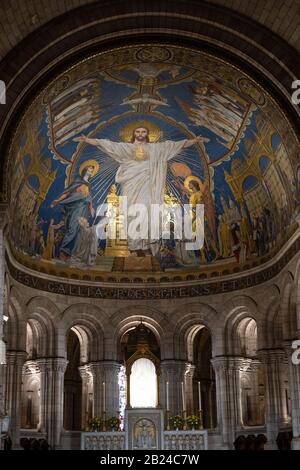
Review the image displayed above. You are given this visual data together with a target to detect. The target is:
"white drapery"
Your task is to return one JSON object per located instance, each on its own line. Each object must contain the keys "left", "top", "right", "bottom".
{"left": 94, "top": 139, "right": 186, "bottom": 252}
{"left": 130, "top": 358, "right": 157, "bottom": 408}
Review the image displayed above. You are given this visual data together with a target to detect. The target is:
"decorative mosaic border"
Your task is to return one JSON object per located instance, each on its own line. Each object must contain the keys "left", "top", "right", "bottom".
{"left": 6, "top": 233, "right": 300, "bottom": 299}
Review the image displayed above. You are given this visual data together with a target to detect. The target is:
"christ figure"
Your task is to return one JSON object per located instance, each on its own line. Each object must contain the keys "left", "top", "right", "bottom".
{"left": 74, "top": 127, "right": 208, "bottom": 255}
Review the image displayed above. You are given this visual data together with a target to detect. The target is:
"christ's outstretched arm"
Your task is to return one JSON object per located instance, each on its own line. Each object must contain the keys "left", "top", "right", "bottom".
{"left": 74, "top": 134, "right": 210, "bottom": 165}
{"left": 74, "top": 135, "right": 209, "bottom": 148}
{"left": 74, "top": 136, "right": 100, "bottom": 146}
{"left": 74, "top": 135, "right": 131, "bottom": 163}
{"left": 183, "top": 136, "right": 210, "bottom": 148}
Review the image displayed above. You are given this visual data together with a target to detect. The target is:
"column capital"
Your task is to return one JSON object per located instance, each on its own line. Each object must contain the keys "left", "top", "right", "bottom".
{"left": 6, "top": 350, "right": 27, "bottom": 366}
{"left": 161, "top": 360, "right": 187, "bottom": 371}
{"left": 257, "top": 348, "right": 286, "bottom": 364}
{"left": 23, "top": 360, "right": 40, "bottom": 375}
{"left": 211, "top": 355, "right": 253, "bottom": 373}
{"left": 88, "top": 360, "right": 121, "bottom": 381}
{"left": 36, "top": 357, "right": 68, "bottom": 373}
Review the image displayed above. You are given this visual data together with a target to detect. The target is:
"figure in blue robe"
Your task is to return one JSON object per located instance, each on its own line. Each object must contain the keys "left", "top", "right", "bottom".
{"left": 51, "top": 165, "right": 96, "bottom": 260}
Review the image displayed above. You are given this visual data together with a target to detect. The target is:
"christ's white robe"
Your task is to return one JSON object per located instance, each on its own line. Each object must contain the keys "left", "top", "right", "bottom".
{"left": 94, "top": 139, "right": 186, "bottom": 252}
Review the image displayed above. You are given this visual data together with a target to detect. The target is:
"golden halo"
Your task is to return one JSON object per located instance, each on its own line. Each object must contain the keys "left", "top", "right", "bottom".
{"left": 79, "top": 159, "right": 100, "bottom": 177}
{"left": 184, "top": 175, "right": 202, "bottom": 192}
{"left": 119, "top": 120, "right": 162, "bottom": 143}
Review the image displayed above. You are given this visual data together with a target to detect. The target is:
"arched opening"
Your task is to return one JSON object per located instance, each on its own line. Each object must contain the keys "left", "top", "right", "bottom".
{"left": 21, "top": 322, "right": 41, "bottom": 430}
{"left": 235, "top": 317, "right": 265, "bottom": 427}
{"left": 121, "top": 323, "right": 160, "bottom": 416}
{"left": 21, "top": 372, "right": 40, "bottom": 430}
{"left": 63, "top": 329, "right": 82, "bottom": 431}
{"left": 191, "top": 326, "right": 217, "bottom": 429}
{"left": 130, "top": 358, "right": 157, "bottom": 408}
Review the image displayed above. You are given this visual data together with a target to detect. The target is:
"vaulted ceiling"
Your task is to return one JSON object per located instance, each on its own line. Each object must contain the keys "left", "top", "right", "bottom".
{"left": 0, "top": 0, "right": 299, "bottom": 61}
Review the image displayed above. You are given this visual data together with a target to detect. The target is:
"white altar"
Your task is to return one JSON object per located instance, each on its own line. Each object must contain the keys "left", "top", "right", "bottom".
{"left": 81, "top": 429, "right": 208, "bottom": 450}
{"left": 81, "top": 408, "right": 208, "bottom": 450}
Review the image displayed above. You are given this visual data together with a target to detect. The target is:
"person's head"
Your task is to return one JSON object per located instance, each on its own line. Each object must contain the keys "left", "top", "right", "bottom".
{"left": 131, "top": 126, "right": 150, "bottom": 143}
{"left": 81, "top": 165, "right": 95, "bottom": 179}
{"left": 188, "top": 180, "right": 200, "bottom": 193}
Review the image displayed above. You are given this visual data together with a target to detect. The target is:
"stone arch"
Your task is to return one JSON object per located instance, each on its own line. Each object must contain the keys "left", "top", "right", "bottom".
{"left": 57, "top": 303, "right": 106, "bottom": 361}
{"left": 186, "top": 325, "right": 207, "bottom": 364}
{"left": 25, "top": 296, "right": 59, "bottom": 357}
{"left": 261, "top": 297, "right": 283, "bottom": 350}
{"left": 110, "top": 305, "right": 167, "bottom": 361}
{"left": 114, "top": 318, "right": 163, "bottom": 362}
{"left": 223, "top": 295, "right": 259, "bottom": 356}
{"left": 172, "top": 303, "right": 219, "bottom": 360}
{"left": 235, "top": 317, "right": 258, "bottom": 357}
{"left": 6, "top": 286, "right": 26, "bottom": 351}
{"left": 279, "top": 271, "right": 296, "bottom": 341}
{"left": 71, "top": 325, "right": 89, "bottom": 364}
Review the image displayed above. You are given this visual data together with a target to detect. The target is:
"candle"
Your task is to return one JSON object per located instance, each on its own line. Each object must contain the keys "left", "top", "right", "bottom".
{"left": 181, "top": 381, "right": 186, "bottom": 411}
{"left": 166, "top": 381, "right": 169, "bottom": 410}
{"left": 102, "top": 381, "right": 106, "bottom": 412}
{"left": 198, "top": 381, "right": 202, "bottom": 410}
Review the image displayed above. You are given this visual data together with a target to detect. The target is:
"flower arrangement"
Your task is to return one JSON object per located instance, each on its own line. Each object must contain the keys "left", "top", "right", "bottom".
{"left": 170, "top": 415, "right": 184, "bottom": 430}
{"left": 186, "top": 415, "right": 200, "bottom": 429}
{"left": 87, "top": 416, "right": 102, "bottom": 432}
{"left": 108, "top": 416, "right": 121, "bottom": 431}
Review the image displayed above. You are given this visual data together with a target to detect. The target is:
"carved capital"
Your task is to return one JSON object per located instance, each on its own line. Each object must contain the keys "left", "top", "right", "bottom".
{"left": 258, "top": 348, "right": 286, "bottom": 364}
{"left": 36, "top": 357, "right": 68, "bottom": 374}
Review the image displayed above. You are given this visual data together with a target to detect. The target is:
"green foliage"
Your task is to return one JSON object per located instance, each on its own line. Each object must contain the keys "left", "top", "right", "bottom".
{"left": 170, "top": 415, "right": 184, "bottom": 430}
{"left": 108, "top": 416, "right": 121, "bottom": 431}
{"left": 87, "top": 416, "right": 101, "bottom": 432}
{"left": 186, "top": 415, "right": 200, "bottom": 429}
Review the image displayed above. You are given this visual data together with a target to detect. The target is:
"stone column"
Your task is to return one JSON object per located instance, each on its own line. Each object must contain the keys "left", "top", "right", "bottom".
{"left": 89, "top": 362, "right": 102, "bottom": 417}
{"left": 37, "top": 358, "right": 67, "bottom": 449}
{"left": 5, "top": 351, "right": 26, "bottom": 448}
{"left": 160, "top": 360, "right": 187, "bottom": 416}
{"left": 78, "top": 364, "right": 93, "bottom": 429}
{"left": 284, "top": 343, "right": 300, "bottom": 449}
{"left": 258, "top": 349, "right": 287, "bottom": 448}
{"left": 249, "top": 361, "right": 261, "bottom": 425}
{"left": 211, "top": 356, "right": 247, "bottom": 449}
{"left": 89, "top": 361, "right": 121, "bottom": 418}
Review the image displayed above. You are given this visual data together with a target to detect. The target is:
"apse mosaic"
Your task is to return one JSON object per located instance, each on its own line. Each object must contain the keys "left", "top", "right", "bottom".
{"left": 8, "top": 45, "right": 300, "bottom": 275}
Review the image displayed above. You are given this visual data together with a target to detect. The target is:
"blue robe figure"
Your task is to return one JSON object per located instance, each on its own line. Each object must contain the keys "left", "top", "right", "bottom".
{"left": 51, "top": 161, "right": 98, "bottom": 261}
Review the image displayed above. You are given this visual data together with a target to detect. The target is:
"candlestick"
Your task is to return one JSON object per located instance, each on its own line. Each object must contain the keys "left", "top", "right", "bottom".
{"left": 166, "top": 409, "right": 170, "bottom": 431}
{"left": 183, "top": 409, "right": 187, "bottom": 431}
{"left": 198, "top": 381, "right": 202, "bottom": 410}
{"left": 181, "top": 381, "right": 186, "bottom": 411}
{"left": 198, "top": 409, "right": 203, "bottom": 429}
{"left": 102, "top": 410, "right": 106, "bottom": 432}
{"left": 166, "top": 381, "right": 169, "bottom": 410}
{"left": 102, "top": 381, "right": 106, "bottom": 412}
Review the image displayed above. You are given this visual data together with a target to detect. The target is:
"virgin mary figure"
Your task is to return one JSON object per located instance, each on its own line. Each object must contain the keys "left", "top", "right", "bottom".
{"left": 51, "top": 160, "right": 99, "bottom": 261}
